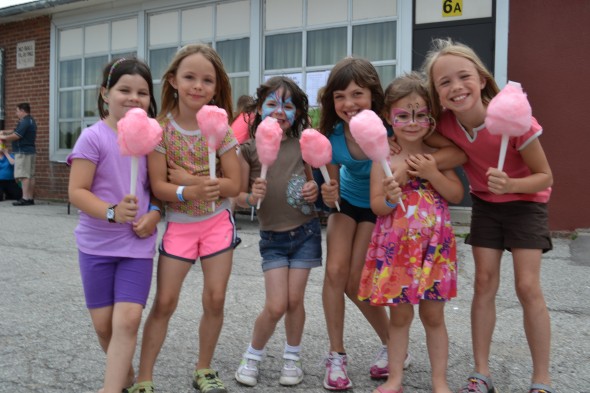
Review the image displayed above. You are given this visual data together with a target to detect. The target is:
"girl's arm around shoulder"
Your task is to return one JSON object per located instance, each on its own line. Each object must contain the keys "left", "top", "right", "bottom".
{"left": 421, "top": 131, "right": 467, "bottom": 170}
{"left": 370, "top": 161, "right": 402, "bottom": 216}
{"left": 486, "top": 138, "right": 553, "bottom": 195}
{"left": 406, "top": 153, "right": 463, "bottom": 204}
{"left": 68, "top": 158, "right": 139, "bottom": 223}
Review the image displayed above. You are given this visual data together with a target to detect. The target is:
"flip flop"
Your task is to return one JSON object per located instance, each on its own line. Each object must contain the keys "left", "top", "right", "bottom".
{"left": 530, "top": 383, "right": 555, "bottom": 393}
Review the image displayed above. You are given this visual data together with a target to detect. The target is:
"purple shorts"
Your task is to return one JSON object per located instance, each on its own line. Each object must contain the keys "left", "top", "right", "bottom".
{"left": 78, "top": 250, "right": 154, "bottom": 309}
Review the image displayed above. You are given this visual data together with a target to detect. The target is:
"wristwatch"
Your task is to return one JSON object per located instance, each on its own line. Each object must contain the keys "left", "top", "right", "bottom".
{"left": 106, "top": 204, "right": 117, "bottom": 223}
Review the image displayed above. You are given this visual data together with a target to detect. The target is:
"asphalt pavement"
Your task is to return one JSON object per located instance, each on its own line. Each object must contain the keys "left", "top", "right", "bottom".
{"left": 0, "top": 200, "right": 588, "bottom": 393}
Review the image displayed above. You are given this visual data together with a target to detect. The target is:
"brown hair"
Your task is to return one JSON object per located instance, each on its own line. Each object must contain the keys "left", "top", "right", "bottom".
{"left": 158, "top": 44, "right": 233, "bottom": 123}
{"left": 98, "top": 57, "right": 157, "bottom": 119}
{"left": 249, "top": 76, "right": 310, "bottom": 139}
{"left": 319, "top": 57, "right": 384, "bottom": 136}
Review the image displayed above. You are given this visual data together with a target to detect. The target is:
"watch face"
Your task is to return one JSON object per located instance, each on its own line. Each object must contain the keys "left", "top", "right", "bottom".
{"left": 107, "top": 207, "right": 115, "bottom": 220}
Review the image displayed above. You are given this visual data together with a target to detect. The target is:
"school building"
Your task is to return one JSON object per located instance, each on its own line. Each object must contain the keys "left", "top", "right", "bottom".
{"left": 0, "top": 0, "right": 587, "bottom": 231}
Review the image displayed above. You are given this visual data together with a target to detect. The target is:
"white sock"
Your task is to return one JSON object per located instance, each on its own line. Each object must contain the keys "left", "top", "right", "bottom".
{"left": 247, "top": 344, "right": 265, "bottom": 357}
{"left": 284, "top": 343, "right": 301, "bottom": 355}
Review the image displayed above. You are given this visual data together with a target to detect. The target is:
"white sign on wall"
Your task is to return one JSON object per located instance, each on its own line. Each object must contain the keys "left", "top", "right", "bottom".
{"left": 16, "top": 40, "right": 35, "bottom": 69}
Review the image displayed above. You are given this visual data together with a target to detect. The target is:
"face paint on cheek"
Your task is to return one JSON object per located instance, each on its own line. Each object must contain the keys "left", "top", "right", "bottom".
{"left": 261, "top": 91, "right": 281, "bottom": 120}
{"left": 283, "top": 97, "right": 296, "bottom": 126}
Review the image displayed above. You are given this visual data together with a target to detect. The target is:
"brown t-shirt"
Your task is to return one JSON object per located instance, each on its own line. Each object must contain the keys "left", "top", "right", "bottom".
{"left": 240, "top": 137, "right": 315, "bottom": 231}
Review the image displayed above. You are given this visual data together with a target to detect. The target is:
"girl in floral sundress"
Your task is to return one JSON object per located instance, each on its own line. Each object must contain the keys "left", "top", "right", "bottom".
{"left": 358, "top": 72, "right": 464, "bottom": 393}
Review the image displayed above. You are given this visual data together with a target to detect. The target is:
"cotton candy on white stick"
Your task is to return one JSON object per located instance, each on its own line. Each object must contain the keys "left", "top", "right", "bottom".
{"left": 117, "top": 108, "right": 162, "bottom": 196}
{"left": 299, "top": 128, "right": 340, "bottom": 211}
{"left": 349, "top": 109, "right": 405, "bottom": 212}
{"left": 485, "top": 81, "right": 532, "bottom": 171}
{"left": 255, "top": 117, "right": 283, "bottom": 209}
{"left": 197, "top": 105, "right": 230, "bottom": 210}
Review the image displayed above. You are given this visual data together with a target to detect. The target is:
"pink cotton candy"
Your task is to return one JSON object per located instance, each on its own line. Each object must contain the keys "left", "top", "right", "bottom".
{"left": 300, "top": 129, "right": 332, "bottom": 168}
{"left": 349, "top": 110, "right": 389, "bottom": 161}
{"left": 196, "top": 105, "right": 229, "bottom": 149}
{"left": 117, "top": 108, "right": 162, "bottom": 156}
{"left": 255, "top": 117, "right": 283, "bottom": 166}
{"left": 485, "top": 81, "right": 532, "bottom": 137}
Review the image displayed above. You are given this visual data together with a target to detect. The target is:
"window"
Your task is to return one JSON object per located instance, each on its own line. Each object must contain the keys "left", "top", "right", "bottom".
{"left": 55, "top": 20, "right": 137, "bottom": 159}
{"left": 264, "top": 0, "right": 398, "bottom": 107}
{"left": 148, "top": 1, "right": 251, "bottom": 112}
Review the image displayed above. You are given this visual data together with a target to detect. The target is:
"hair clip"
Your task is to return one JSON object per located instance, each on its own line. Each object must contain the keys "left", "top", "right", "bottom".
{"left": 106, "top": 57, "right": 127, "bottom": 90}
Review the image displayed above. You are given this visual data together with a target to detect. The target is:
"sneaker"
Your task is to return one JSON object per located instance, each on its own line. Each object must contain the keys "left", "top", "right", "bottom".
{"left": 279, "top": 352, "right": 303, "bottom": 386}
{"left": 192, "top": 369, "right": 227, "bottom": 393}
{"left": 13, "top": 198, "right": 34, "bottom": 206}
{"left": 235, "top": 352, "right": 262, "bottom": 387}
{"left": 323, "top": 352, "right": 352, "bottom": 391}
{"left": 458, "top": 372, "right": 496, "bottom": 393}
{"left": 123, "top": 381, "right": 154, "bottom": 393}
{"left": 370, "top": 347, "right": 412, "bottom": 379}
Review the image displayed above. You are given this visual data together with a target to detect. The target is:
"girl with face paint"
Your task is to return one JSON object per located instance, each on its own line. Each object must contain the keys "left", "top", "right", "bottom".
{"left": 358, "top": 72, "right": 464, "bottom": 393}
{"left": 234, "top": 76, "right": 322, "bottom": 387}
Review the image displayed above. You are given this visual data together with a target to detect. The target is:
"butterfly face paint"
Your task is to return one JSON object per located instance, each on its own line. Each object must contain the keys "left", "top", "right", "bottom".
{"left": 390, "top": 105, "right": 431, "bottom": 128}
{"left": 261, "top": 89, "right": 297, "bottom": 126}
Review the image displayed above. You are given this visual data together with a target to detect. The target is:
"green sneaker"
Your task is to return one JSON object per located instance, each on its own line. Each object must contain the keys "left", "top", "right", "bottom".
{"left": 192, "top": 369, "right": 227, "bottom": 393}
{"left": 123, "top": 381, "right": 154, "bottom": 393}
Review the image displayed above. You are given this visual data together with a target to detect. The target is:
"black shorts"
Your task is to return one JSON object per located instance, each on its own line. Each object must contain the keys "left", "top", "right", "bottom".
{"left": 466, "top": 194, "right": 552, "bottom": 253}
{"left": 330, "top": 198, "right": 377, "bottom": 224}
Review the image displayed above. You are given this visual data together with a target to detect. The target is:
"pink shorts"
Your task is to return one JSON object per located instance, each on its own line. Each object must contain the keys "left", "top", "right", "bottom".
{"left": 159, "top": 210, "right": 240, "bottom": 263}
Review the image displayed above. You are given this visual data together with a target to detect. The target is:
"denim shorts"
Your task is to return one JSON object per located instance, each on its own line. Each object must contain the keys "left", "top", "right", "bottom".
{"left": 259, "top": 218, "right": 323, "bottom": 272}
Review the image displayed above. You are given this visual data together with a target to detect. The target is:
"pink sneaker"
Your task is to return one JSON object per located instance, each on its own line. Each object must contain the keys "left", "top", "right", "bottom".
{"left": 323, "top": 352, "right": 352, "bottom": 391}
{"left": 370, "top": 346, "right": 412, "bottom": 379}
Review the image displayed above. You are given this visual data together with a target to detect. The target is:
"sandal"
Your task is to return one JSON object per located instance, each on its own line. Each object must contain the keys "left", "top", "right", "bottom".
{"left": 458, "top": 372, "right": 496, "bottom": 393}
{"left": 123, "top": 381, "right": 154, "bottom": 393}
{"left": 376, "top": 386, "right": 403, "bottom": 393}
{"left": 530, "top": 383, "right": 555, "bottom": 393}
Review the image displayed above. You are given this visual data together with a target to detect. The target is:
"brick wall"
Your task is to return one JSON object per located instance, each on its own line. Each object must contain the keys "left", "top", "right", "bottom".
{"left": 1, "top": 16, "right": 70, "bottom": 201}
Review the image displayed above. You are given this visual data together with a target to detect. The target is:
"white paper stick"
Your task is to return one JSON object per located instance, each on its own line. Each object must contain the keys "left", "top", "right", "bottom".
{"left": 497, "top": 134, "right": 509, "bottom": 171}
{"left": 380, "top": 159, "right": 406, "bottom": 212}
{"left": 208, "top": 146, "right": 216, "bottom": 211}
{"left": 257, "top": 165, "right": 268, "bottom": 209}
{"left": 319, "top": 165, "right": 340, "bottom": 212}
{"left": 130, "top": 156, "right": 138, "bottom": 196}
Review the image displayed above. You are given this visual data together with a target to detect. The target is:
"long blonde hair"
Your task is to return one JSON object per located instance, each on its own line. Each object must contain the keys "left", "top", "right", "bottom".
{"left": 421, "top": 38, "right": 499, "bottom": 120}
{"left": 158, "top": 44, "right": 233, "bottom": 123}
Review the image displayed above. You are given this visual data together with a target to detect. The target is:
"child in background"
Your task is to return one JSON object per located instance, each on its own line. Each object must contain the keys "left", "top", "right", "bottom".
{"left": 423, "top": 38, "right": 554, "bottom": 393}
{"left": 67, "top": 57, "right": 161, "bottom": 393}
{"left": 231, "top": 94, "right": 255, "bottom": 144}
{"left": 358, "top": 72, "right": 463, "bottom": 393}
{"left": 0, "top": 142, "right": 23, "bottom": 201}
{"left": 129, "top": 44, "right": 241, "bottom": 393}
{"left": 319, "top": 57, "right": 466, "bottom": 391}
{"left": 234, "top": 76, "right": 321, "bottom": 387}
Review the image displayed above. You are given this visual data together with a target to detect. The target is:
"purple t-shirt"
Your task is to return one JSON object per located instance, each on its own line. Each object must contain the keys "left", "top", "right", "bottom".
{"left": 67, "top": 120, "right": 157, "bottom": 258}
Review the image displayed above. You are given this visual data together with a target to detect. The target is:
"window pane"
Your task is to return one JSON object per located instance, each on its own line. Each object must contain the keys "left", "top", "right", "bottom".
{"left": 150, "top": 47, "right": 178, "bottom": 80}
{"left": 153, "top": 82, "right": 163, "bottom": 111}
{"left": 265, "top": 32, "right": 302, "bottom": 70}
{"left": 230, "top": 76, "right": 249, "bottom": 110}
{"left": 84, "top": 89, "right": 99, "bottom": 117}
{"left": 85, "top": 55, "right": 108, "bottom": 86}
{"left": 60, "top": 91, "right": 81, "bottom": 118}
{"left": 352, "top": 22, "right": 396, "bottom": 61}
{"left": 307, "top": 27, "right": 346, "bottom": 67}
{"left": 217, "top": 38, "right": 249, "bottom": 73}
{"left": 60, "top": 59, "right": 81, "bottom": 88}
{"left": 59, "top": 121, "right": 82, "bottom": 149}
{"left": 375, "top": 65, "right": 396, "bottom": 89}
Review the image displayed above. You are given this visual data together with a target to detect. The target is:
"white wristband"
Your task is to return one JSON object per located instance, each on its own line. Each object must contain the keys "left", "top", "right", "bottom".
{"left": 176, "top": 186, "right": 185, "bottom": 202}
